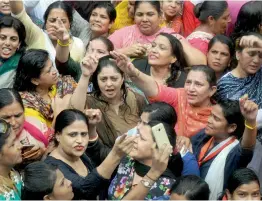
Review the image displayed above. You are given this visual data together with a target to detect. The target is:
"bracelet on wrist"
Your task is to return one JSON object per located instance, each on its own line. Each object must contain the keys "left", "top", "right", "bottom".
{"left": 145, "top": 174, "right": 157, "bottom": 182}
{"left": 57, "top": 39, "right": 71, "bottom": 47}
{"left": 244, "top": 120, "right": 257, "bottom": 130}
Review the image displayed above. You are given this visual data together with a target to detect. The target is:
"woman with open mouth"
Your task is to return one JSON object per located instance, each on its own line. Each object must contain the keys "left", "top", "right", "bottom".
{"left": 0, "top": 16, "right": 26, "bottom": 88}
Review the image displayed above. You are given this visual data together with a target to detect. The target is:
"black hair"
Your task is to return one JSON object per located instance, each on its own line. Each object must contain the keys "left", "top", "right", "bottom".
{"left": 208, "top": 35, "right": 235, "bottom": 57}
{"left": 0, "top": 120, "right": 11, "bottom": 152}
{"left": 91, "top": 55, "right": 127, "bottom": 104}
{"left": 13, "top": 49, "right": 50, "bottom": 92}
{"left": 194, "top": 1, "right": 228, "bottom": 23}
{"left": 189, "top": 65, "right": 217, "bottom": 87}
{"left": 43, "top": 1, "right": 73, "bottom": 28}
{"left": 148, "top": 120, "right": 183, "bottom": 178}
{"left": 158, "top": 33, "right": 187, "bottom": 87}
{"left": 0, "top": 88, "right": 24, "bottom": 111}
{"left": 216, "top": 99, "right": 244, "bottom": 139}
{"left": 227, "top": 168, "right": 260, "bottom": 194}
{"left": 143, "top": 102, "right": 177, "bottom": 128}
{"left": 90, "top": 2, "right": 117, "bottom": 23}
{"left": 0, "top": 16, "right": 26, "bottom": 53}
{"left": 171, "top": 175, "right": 210, "bottom": 200}
{"left": 21, "top": 161, "right": 58, "bottom": 200}
{"left": 134, "top": 1, "right": 161, "bottom": 15}
{"left": 87, "top": 36, "right": 114, "bottom": 52}
{"left": 54, "top": 109, "right": 89, "bottom": 146}
{"left": 231, "top": 1, "right": 262, "bottom": 41}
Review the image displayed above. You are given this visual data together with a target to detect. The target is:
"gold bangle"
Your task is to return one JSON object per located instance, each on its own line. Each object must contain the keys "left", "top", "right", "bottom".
{"left": 245, "top": 120, "right": 257, "bottom": 130}
{"left": 57, "top": 39, "right": 70, "bottom": 47}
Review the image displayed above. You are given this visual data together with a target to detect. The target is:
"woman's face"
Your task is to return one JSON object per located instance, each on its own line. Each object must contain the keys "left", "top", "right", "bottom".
{"left": 0, "top": 0, "right": 10, "bottom": 15}
{"left": 45, "top": 8, "right": 70, "bottom": 41}
{"left": 184, "top": 71, "right": 216, "bottom": 107}
{"left": 227, "top": 181, "right": 261, "bottom": 200}
{"left": 0, "top": 130, "right": 22, "bottom": 167}
{"left": 48, "top": 169, "right": 74, "bottom": 200}
{"left": 205, "top": 104, "right": 235, "bottom": 139}
{"left": 207, "top": 41, "right": 231, "bottom": 74}
{"left": 86, "top": 39, "right": 109, "bottom": 59}
{"left": 0, "top": 101, "right": 24, "bottom": 136}
{"left": 97, "top": 66, "right": 124, "bottom": 101}
{"left": 162, "top": 0, "right": 182, "bottom": 19}
{"left": 0, "top": 27, "right": 20, "bottom": 59}
{"left": 57, "top": 120, "right": 89, "bottom": 158}
{"left": 129, "top": 112, "right": 154, "bottom": 161}
{"left": 134, "top": 2, "right": 161, "bottom": 36}
{"left": 148, "top": 35, "right": 177, "bottom": 67}
{"left": 212, "top": 8, "right": 231, "bottom": 34}
{"left": 33, "top": 59, "right": 58, "bottom": 88}
{"left": 237, "top": 47, "right": 262, "bottom": 76}
{"left": 89, "top": 7, "right": 112, "bottom": 36}
{"left": 127, "top": 0, "right": 135, "bottom": 19}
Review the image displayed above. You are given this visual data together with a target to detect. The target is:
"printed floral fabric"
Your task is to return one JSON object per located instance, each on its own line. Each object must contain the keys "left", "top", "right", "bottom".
{"left": 108, "top": 156, "right": 175, "bottom": 200}
{"left": 20, "top": 75, "right": 77, "bottom": 121}
{"left": 0, "top": 170, "right": 22, "bottom": 201}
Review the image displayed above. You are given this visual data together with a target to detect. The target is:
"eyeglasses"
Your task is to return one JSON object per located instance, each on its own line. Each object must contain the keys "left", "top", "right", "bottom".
{"left": 0, "top": 119, "right": 11, "bottom": 135}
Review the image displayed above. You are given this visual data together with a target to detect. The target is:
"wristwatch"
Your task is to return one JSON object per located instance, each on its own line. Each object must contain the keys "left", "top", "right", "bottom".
{"left": 141, "top": 179, "right": 154, "bottom": 188}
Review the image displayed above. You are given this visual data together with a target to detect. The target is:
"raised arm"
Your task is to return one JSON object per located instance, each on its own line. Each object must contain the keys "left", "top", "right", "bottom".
{"left": 174, "top": 34, "right": 207, "bottom": 66}
{"left": 110, "top": 51, "right": 158, "bottom": 97}
{"left": 239, "top": 95, "right": 258, "bottom": 149}
{"left": 10, "top": 0, "right": 24, "bottom": 15}
{"left": 70, "top": 55, "right": 98, "bottom": 111}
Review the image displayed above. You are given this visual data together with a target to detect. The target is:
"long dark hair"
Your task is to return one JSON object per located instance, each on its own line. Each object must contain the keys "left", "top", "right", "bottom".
{"left": 231, "top": 1, "right": 262, "bottom": 41}
{"left": 13, "top": 49, "right": 50, "bottom": 92}
{"left": 158, "top": 33, "right": 187, "bottom": 87}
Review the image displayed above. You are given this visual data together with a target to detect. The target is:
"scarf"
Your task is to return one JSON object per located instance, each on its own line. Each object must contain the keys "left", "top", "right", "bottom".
{"left": 0, "top": 53, "right": 21, "bottom": 88}
{"left": 20, "top": 75, "right": 77, "bottom": 121}
{"left": 203, "top": 137, "right": 239, "bottom": 200}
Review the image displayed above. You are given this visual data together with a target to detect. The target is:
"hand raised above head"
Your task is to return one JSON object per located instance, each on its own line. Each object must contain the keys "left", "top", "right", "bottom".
{"left": 239, "top": 94, "right": 258, "bottom": 123}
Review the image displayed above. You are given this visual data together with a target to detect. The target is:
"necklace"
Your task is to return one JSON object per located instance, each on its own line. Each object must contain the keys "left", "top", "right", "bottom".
{"left": 150, "top": 69, "right": 171, "bottom": 85}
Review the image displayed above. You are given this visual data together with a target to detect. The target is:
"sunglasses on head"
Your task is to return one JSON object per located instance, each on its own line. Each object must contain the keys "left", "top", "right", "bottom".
{"left": 0, "top": 119, "right": 11, "bottom": 135}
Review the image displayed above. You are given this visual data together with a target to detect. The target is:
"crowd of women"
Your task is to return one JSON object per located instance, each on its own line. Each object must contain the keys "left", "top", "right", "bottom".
{"left": 0, "top": 0, "right": 261, "bottom": 200}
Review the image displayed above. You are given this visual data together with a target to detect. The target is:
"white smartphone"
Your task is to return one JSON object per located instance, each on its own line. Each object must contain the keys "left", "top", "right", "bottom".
{"left": 151, "top": 123, "right": 171, "bottom": 149}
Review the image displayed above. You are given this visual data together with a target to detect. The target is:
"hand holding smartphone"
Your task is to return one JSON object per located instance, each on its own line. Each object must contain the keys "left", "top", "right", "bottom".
{"left": 151, "top": 123, "right": 171, "bottom": 148}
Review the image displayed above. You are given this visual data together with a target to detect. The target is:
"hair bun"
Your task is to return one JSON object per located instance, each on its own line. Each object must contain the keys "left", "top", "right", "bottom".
{"left": 194, "top": 2, "right": 203, "bottom": 18}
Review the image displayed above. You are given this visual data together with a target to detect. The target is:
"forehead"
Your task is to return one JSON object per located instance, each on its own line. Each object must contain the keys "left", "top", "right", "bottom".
{"left": 62, "top": 120, "right": 88, "bottom": 133}
{"left": 89, "top": 39, "right": 108, "bottom": 50}
{"left": 0, "top": 27, "right": 18, "bottom": 36}
{"left": 0, "top": 101, "right": 23, "bottom": 114}
{"left": 92, "top": 7, "right": 108, "bottom": 15}
{"left": 210, "top": 41, "right": 230, "bottom": 52}
{"left": 219, "top": 8, "right": 230, "bottom": 18}
{"left": 136, "top": 2, "right": 158, "bottom": 12}
{"left": 154, "top": 35, "right": 171, "bottom": 47}
{"left": 48, "top": 8, "right": 69, "bottom": 19}
{"left": 236, "top": 182, "right": 260, "bottom": 192}
{"left": 186, "top": 70, "right": 208, "bottom": 83}
{"left": 211, "top": 104, "right": 224, "bottom": 117}
{"left": 98, "top": 66, "right": 122, "bottom": 76}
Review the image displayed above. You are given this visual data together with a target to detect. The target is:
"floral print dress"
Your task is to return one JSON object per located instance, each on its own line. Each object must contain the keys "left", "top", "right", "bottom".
{"left": 108, "top": 156, "right": 175, "bottom": 200}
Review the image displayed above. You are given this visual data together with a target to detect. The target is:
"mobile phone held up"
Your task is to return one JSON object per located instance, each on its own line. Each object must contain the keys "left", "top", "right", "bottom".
{"left": 151, "top": 123, "right": 171, "bottom": 149}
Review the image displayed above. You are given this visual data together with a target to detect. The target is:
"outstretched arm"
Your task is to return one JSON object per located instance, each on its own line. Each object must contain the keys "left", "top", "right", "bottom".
{"left": 110, "top": 51, "right": 159, "bottom": 97}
